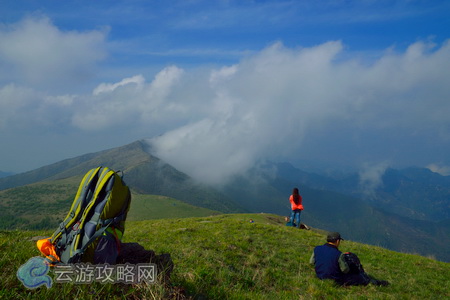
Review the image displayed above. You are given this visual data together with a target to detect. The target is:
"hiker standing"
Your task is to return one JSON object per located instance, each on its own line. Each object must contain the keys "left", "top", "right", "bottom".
{"left": 289, "top": 187, "right": 304, "bottom": 228}
{"left": 309, "top": 232, "right": 389, "bottom": 286}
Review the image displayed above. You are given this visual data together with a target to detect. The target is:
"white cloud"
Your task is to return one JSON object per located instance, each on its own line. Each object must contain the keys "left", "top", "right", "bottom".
{"left": 427, "top": 164, "right": 450, "bottom": 176}
{"left": 1, "top": 30, "right": 450, "bottom": 181}
{"left": 146, "top": 40, "right": 450, "bottom": 184}
{"left": 93, "top": 75, "right": 144, "bottom": 95}
{"left": 148, "top": 115, "right": 261, "bottom": 185}
{"left": 71, "top": 66, "right": 184, "bottom": 131}
{"left": 358, "top": 162, "right": 390, "bottom": 197}
{"left": 0, "top": 16, "right": 107, "bottom": 91}
{"left": 0, "top": 83, "right": 75, "bottom": 131}
{"left": 209, "top": 65, "right": 238, "bottom": 86}
{"left": 0, "top": 84, "right": 36, "bottom": 130}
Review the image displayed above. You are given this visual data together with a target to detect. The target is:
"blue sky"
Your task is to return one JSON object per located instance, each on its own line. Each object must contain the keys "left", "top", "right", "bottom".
{"left": 1, "top": 0, "right": 450, "bottom": 183}
{"left": 3, "top": 1, "right": 449, "bottom": 66}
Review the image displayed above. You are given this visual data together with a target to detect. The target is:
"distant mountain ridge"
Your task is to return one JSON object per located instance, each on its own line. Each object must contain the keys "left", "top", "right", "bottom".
{"left": 375, "top": 167, "right": 450, "bottom": 221}
{"left": 272, "top": 162, "right": 450, "bottom": 222}
{"left": 0, "top": 140, "right": 243, "bottom": 213}
{"left": 0, "top": 171, "right": 14, "bottom": 178}
{"left": 222, "top": 161, "right": 450, "bottom": 262}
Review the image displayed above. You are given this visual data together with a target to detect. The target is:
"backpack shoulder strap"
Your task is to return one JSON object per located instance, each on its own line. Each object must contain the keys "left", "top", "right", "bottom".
{"left": 67, "top": 168, "right": 124, "bottom": 262}
{"left": 50, "top": 167, "right": 102, "bottom": 243}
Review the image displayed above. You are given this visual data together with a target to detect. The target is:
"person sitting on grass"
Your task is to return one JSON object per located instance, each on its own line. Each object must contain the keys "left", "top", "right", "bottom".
{"left": 309, "top": 232, "right": 389, "bottom": 286}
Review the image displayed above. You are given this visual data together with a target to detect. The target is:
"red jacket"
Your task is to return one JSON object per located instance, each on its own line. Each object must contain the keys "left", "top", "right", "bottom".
{"left": 290, "top": 195, "right": 304, "bottom": 210}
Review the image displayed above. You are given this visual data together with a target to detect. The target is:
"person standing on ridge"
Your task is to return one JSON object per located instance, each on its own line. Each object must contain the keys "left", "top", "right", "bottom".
{"left": 289, "top": 187, "right": 304, "bottom": 228}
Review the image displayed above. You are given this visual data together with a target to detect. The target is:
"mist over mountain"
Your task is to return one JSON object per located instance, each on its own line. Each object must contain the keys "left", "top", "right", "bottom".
{"left": 0, "top": 140, "right": 243, "bottom": 213}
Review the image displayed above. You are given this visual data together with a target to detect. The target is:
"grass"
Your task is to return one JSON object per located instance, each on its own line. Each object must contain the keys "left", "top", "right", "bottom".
{"left": 0, "top": 178, "right": 78, "bottom": 230}
{"left": 1, "top": 213, "right": 449, "bottom": 299}
{"left": 127, "top": 193, "right": 220, "bottom": 221}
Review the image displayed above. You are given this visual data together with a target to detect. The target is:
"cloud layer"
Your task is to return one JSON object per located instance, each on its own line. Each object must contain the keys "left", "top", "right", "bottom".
{"left": 0, "top": 16, "right": 107, "bottom": 91}
{"left": 1, "top": 17, "right": 450, "bottom": 183}
{"left": 146, "top": 40, "right": 450, "bottom": 183}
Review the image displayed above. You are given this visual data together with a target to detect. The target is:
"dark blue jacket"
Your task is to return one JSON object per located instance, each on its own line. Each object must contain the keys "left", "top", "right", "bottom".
{"left": 313, "top": 243, "right": 343, "bottom": 280}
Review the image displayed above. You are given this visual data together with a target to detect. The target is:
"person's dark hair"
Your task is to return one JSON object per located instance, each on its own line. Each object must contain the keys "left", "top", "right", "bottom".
{"left": 292, "top": 187, "right": 300, "bottom": 205}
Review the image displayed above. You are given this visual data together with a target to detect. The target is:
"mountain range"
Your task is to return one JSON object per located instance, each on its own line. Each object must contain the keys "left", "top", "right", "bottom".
{"left": 0, "top": 141, "right": 243, "bottom": 213}
{"left": 222, "top": 162, "right": 450, "bottom": 262}
{"left": 0, "top": 140, "right": 449, "bottom": 262}
{"left": 0, "top": 171, "right": 13, "bottom": 178}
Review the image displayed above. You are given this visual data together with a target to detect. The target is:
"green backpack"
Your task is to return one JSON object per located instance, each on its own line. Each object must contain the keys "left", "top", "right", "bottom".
{"left": 47, "top": 166, "right": 131, "bottom": 264}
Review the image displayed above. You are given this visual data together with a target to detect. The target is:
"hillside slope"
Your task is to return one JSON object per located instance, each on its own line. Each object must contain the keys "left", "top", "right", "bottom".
{"left": 225, "top": 170, "right": 450, "bottom": 262}
{"left": 0, "top": 140, "right": 244, "bottom": 214}
{"left": 1, "top": 214, "right": 449, "bottom": 299}
{"left": 0, "top": 176, "right": 220, "bottom": 230}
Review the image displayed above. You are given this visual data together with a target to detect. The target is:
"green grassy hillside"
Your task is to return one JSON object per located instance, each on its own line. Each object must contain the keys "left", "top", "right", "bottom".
{"left": 127, "top": 194, "right": 220, "bottom": 221}
{"left": 0, "top": 175, "right": 220, "bottom": 230}
{"left": 1, "top": 214, "right": 449, "bottom": 299}
{"left": 0, "top": 177, "right": 80, "bottom": 230}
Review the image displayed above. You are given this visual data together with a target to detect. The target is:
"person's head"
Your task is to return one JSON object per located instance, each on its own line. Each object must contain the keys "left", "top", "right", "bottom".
{"left": 326, "top": 232, "right": 344, "bottom": 246}
{"left": 292, "top": 187, "right": 300, "bottom": 204}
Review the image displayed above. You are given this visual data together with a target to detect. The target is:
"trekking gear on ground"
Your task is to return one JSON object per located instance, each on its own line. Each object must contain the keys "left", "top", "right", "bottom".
{"left": 342, "top": 252, "right": 364, "bottom": 274}
{"left": 37, "top": 166, "right": 131, "bottom": 265}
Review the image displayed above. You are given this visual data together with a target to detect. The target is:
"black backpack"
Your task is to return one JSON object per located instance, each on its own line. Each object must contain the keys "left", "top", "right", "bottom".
{"left": 343, "top": 252, "right": 365, "bottom": 274}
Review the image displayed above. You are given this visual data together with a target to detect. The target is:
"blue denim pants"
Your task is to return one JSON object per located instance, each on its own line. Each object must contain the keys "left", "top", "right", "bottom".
{"left": 289, "top": 209, "right": 302, "bottom": 227}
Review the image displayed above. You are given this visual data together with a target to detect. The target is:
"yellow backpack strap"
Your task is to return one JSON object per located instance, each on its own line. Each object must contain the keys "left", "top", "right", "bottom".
{"left": 50, "top": 167, "right": 102, "bottom": 243}
{"left": 71, "top": 168, "right": 115, "bottom": 254}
